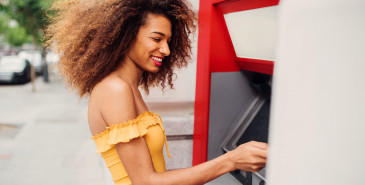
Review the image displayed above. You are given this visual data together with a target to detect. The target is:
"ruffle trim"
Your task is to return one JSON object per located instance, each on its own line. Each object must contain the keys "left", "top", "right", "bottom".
{"left": 91, "top": 111, "right": 170, "bottom": 157}
{"left": 91, "top": 111, "right": 154, "bottom": 139}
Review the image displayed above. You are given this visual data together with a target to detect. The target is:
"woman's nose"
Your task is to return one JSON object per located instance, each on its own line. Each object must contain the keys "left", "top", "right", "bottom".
{"left": 159, "top": 41, "right": 170, "bottom": 56}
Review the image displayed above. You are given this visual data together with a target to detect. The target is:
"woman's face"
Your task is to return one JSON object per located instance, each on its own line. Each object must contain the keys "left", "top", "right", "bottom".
{"left": 126, "top": 13, "right": 172, "bottom": 73}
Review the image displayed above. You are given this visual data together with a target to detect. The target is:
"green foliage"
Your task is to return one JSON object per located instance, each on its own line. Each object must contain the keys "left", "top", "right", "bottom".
{"left": 4, "top": 0, "right": 54, "bottom": 46}
{"left": 0, "top": 14, "right": 10, "bottom": 34}
{"left": 5, "top": 25, "right": 32, "bottom": 47}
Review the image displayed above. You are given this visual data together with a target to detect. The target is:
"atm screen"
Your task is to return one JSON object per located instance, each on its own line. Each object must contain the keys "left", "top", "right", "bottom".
{"left": 237, "top": 97, "right": 270, "bottom": 145}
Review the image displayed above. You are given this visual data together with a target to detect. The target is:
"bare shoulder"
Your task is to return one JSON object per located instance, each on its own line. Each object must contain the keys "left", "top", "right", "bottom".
{"left": 92, "top": 76, "right": 133, "bottom": 98}
{"left": 89, "top": 75, "right": 137, "bottom": 128}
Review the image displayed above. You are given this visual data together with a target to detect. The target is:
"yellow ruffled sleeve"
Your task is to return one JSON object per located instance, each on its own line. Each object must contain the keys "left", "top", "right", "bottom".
{"left": 91, "top": 112, "right": 170, "bottom": 157}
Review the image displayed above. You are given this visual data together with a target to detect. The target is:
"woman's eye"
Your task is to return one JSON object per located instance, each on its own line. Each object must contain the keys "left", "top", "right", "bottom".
{"left": 152, "top": 38, "right": 161, "bottom": 42}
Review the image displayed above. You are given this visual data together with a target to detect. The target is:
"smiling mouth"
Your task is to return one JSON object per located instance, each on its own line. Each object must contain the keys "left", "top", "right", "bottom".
{"left": 151, "top": 56, "right": 163, "bottom": 66}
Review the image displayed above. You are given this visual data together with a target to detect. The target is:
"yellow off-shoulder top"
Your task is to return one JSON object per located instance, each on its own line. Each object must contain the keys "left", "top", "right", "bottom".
{"left": 91, "top": 112, "right": 170, "bottom": 185}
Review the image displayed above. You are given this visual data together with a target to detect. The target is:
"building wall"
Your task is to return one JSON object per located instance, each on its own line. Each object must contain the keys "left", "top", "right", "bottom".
{"left": 267, "top": 0, "right": 365, "bottom": 184}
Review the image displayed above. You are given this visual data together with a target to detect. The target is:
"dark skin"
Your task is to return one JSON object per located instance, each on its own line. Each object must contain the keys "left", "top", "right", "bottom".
{"left": 88, "top": 13, "right": 268, "bottom": 185}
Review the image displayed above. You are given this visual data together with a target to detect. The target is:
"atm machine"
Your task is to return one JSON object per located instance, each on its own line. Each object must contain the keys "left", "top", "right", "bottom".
{"left": 194, "top": 0, "right": 365, "bottom": 184}
{"left": 193, "top": 0, "right": 279, "bottom": 184}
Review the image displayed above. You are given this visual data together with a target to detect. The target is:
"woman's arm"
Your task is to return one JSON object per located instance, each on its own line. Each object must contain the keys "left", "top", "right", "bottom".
{"left": 95, "top": 78, "right": 268, "bottom": 185}
{"left": 116, "top": 137, "right": 267, "bottom": 185}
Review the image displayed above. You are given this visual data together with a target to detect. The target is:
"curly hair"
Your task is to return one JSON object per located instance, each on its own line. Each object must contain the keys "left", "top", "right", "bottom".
{"left": 45, "top": 0, "right": 196, "bottom": 97}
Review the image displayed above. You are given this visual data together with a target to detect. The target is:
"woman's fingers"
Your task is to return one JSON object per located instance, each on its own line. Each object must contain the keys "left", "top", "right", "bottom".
{"left": 230, "top": 141, "right": 269, "bottom": 172}
{"left": 249, "top": 141, "right": 269, "bottom": 150}
{"left": 251, "top": 146, "right": 268, "bottom": 159}
{"left": 246, "top": 141, "right": 268, "bottom": 158}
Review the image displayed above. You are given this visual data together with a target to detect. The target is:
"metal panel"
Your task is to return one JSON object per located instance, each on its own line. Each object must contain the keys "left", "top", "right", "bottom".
{"left": 207, "top": 71, "right": 257, "bottom": 160}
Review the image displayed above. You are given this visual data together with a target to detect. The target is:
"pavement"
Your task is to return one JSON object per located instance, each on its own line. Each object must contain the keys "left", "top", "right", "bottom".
{"left": 0, "top": 73, "right": 194, "bottom": 185}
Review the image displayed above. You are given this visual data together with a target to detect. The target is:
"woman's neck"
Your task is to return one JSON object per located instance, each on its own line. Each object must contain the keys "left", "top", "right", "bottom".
{"left": 114, "top": 57, "right": 143, "bottom": 87}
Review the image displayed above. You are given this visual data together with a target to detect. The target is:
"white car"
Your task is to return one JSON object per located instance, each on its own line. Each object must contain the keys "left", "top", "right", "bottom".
{"left": 0, "top": 56, "right": 31, "bottom": 84}
{"left": 18, "top": 51, "right": 43, "bottom": 75}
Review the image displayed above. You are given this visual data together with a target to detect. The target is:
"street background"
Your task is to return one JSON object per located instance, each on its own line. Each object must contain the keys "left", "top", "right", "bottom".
{"left": 0, "top": 0, "right": 199, "bottom": 184}
{"left": 0, "top": 72, "right": 106, "bottom": 185}
{"left": 0, "top": 69, "right": 195, "bottom": 185}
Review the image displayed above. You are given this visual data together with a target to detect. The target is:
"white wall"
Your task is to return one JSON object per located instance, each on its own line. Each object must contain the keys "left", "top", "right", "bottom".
{"left": 267, "top": 0, "right": 365, "bottom": 185}
{"left": 142, "top": 0, "right": 200, "bottom": 103}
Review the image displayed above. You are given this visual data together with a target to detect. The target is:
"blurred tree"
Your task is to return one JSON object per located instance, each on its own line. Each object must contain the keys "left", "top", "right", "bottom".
{"left": 6, "top": 0, "right": 52, "bottom": 45}
{"left": 0, "top": 14, "right": 9, "bottom": 34}
{"left": 0, "top": 12, "right": 32, "bottom": 48}
{"left": 5, "top": 25, "right": 32, "bottom": 47}
{"left": 0, "top": 13, "right": 11, "bottom": 54}
{"left": 3, "top": 0, "right": 55, "bottom": 82}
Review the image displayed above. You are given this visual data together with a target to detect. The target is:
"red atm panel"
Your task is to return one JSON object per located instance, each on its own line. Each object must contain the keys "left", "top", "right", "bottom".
{"left": 193, "top": 0, "right": 278, "bottom": 166}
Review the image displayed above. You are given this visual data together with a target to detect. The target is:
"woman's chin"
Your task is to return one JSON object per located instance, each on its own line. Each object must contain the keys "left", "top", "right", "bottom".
{"left": 146, "top": 67, "right": 160, "bottom": 73}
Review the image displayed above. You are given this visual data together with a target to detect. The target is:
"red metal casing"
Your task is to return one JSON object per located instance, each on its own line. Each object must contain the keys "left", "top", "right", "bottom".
{"left": 193, "top": 0, "right": 279, "bottom": 165}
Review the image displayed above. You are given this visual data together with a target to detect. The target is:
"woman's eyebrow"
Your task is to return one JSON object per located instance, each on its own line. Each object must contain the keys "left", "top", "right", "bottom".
{"left": 151, "top": 31, "right": 166, "bottom": 36}
{"left": 151, "top": 31, "right": 171, "bottom": 40}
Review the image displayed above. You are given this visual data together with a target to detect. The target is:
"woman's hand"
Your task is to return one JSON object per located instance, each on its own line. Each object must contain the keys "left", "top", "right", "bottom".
{"left": 227, "top": 141, "right": 268, "bottom": 172}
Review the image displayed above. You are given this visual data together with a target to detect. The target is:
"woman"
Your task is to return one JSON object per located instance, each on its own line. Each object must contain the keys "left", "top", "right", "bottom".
{"left": 46, "top": 0, "right": 268, "bottom": 184}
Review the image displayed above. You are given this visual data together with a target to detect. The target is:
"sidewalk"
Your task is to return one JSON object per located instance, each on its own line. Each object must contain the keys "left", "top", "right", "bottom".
{"left": 0, "top": 76, "right": 106, "bottom": 185}
{"left": 0, "top": 75, "right": 194, "bottom": 185}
